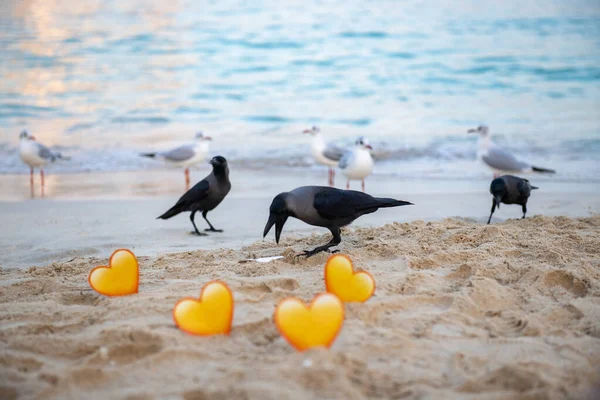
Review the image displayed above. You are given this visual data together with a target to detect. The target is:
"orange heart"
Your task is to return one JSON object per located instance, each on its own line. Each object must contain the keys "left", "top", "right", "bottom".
{"left": 88, "top": 249, "right": 139, "bottom": 296}
{"left": 173, "top": 281, "right": 234, "bottom": 336}
{"left": 274, "top": 293, "right": 344, "bottom": 351}
{"left": 324, "top": 254, "right": 375, "bottom": 303}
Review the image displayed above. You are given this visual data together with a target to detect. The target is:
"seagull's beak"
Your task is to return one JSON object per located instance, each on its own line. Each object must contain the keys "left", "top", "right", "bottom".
{"left": 29, "top": 135, "right": 37, "bottom": 141}
{"left": 365, "top": 144, "right": 373, "bottom": 150}
{"left": 204, "top": 136, "right": 213, "bottom": 141}
{"left": 467, "top": 128, "right": 477, "bottom": 134}
{"left": 302, "top": 129, "right": 311, "bottom": 134}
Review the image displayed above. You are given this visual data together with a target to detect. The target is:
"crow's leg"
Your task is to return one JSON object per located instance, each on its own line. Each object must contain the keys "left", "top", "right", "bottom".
{"left": 190, "top": 210, "right": 207, "bottom": 236}
{"left": 487, "top": 199, "right": 496, "bottom": 224}
{"left": 299, "top": 228, "right": 341, "bottom": 258}
{"left": 522, "top": 203, "right": 527, "bottom": 219}
{"left": 203, "top": 210, "right": 223, "bottom": 232}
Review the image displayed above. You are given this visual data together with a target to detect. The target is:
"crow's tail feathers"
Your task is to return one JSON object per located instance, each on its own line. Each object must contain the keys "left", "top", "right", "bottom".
{"left": 374, "top": 198, "right": 414, "bottom": 208}
{"left": 157, "top": 205, "right": 182, "bottom": 220}
{"left": 532, "top": 166, "right": 555, "bottom": 174}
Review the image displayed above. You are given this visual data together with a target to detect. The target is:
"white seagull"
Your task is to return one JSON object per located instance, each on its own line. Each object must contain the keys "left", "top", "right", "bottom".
{"left": 18, "top": 130, "right": 69, "bottom": 197}
{"left": 303, "top": 126, "right": 344, "bottom": 186}
{"left": 141, "top": 131, "right": 212, "bottom": 190}
{"left": 468, "top": 125, "right": 555, "bottom": 178}
{"left": 339, "top": 136, "right": 374, "bottom": 192}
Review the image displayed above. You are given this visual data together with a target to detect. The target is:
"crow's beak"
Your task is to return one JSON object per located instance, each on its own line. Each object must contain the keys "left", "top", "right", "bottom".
{"left": 263, "top": 214, "right": 275, "bottom": 239}
{"left": 494, "top": 196, "right": 502, "bottom": 209}
{"left": 263, "top": 214, "right": 287, "bottom": 244}
{"left": 467, "top": 128, "right": 477, "bottom": 133}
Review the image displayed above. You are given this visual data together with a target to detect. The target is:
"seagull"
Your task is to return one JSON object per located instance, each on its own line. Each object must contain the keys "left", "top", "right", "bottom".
{"left": 487, "top": 175, "right": 537, "bottom": 224}
{"left": 303, "top": 126, "right": 345, "bottom": 186}
{"left": 263, "top": 186, "right": 412, "bottom": 257}
{"left": 468, "top": 125, "right": 555, "bottom": 178}
{"left": 339, "top": 136, "right": 374, "bottom": 192}
{"left": 141, "top": 131, "right": 212, "bottom": 190}
{"left": 18, "top": 130, "right": 69, "bottom": 197}
{"left": 157, "top": 156, "right": 231, "bottom": 235}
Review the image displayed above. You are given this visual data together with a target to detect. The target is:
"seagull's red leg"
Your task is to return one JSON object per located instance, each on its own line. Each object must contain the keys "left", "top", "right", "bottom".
{"left": 30, "top": 167, "right": 34, "bottom": 198}
{"left": 361, "top": 179, "right": 365, "bottom": 192}
{"left": 328, "top": 167, "right": 334, "bottom": 186}
{"left": 331, "top": 168, "right": 335, "bottom": 187}
{"left": 40, "top": 168, "right": 45, "bottom": 197}
{"left": 185, "top": 168, "right": 190, "bottom": 191}
{"left": 346, "top": 180, "right": 350, "bottom": 190}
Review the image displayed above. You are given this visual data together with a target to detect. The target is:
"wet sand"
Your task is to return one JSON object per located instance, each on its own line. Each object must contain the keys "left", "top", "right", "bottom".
{"left": 1, "top": 169, "right": 598, "bottom": 269}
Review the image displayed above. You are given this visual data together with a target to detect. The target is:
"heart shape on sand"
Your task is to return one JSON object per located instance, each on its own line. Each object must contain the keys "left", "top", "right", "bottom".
{"left": 88, "top": 249, "right": 139, "bottom": 296}
{"left": 173, "top": 281, "right": 234, "bottom": 336}
{"left": 325, "top": 254, "right": 375, "bottom": 303}
{"left": 274, "top": 293, "right": 344, "bottom": 351}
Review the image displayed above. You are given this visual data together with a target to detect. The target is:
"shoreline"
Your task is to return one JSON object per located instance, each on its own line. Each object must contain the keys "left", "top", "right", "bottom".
{"left": 1, "top": 169, "right": 598, "bottom": 269}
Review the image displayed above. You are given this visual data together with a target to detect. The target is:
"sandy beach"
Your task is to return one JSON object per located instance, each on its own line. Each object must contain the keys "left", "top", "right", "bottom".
{"left": 0, "top": 168, "right": 599, "bottom": 399}
{"left": 2, "top": 0, "right": 600, "bottom": 397}
{"left": 1, "top": 212, "right": 599, "bottom": 399}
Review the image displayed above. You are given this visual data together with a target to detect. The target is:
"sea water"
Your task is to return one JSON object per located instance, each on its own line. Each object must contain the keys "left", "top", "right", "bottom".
{"left": 0, "top": 0, "right": 599, "bottom": 182}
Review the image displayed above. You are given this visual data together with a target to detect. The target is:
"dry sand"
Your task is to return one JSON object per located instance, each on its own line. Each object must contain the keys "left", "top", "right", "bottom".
{"left": 1, "top": 215, "right": 599, "bottom": 399}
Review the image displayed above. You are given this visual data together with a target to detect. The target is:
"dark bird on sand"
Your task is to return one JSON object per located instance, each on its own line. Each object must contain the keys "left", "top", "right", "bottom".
{"left": 263, "top": 186, "right": 413, "bottom": 257}
{"left": 157, "top": 156, "right": 231, "bottom": 235}
{"left": 488, "top": 175, "right": 537, "bottom": 224}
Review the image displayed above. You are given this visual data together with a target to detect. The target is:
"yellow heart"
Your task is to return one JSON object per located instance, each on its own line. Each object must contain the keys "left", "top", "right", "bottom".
{"left": 173, "top": 281, "right": 234, "bottom": 336}
{"left": 88, "top": 249, "right": 139, "bottom": 296}
{"left": 274, "top": 293, "right": 344, "bottom": 351}
{"left": 324, "top": 254, "right": 375, "bottom": 303}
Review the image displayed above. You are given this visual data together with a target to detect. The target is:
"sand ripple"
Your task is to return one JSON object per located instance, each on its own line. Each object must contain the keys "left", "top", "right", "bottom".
{"left": 1, "top": 216, "right": 599, "bottom": 399}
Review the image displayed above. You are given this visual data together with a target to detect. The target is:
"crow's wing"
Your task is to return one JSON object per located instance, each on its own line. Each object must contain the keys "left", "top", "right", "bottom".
{"left": 313, "top": 189, "right": 381, "bottom": 220}
{"left": 517, "top": 179, "right": 532, "bottom": 197}
{"left": 173, "top": 178, "right": 210, "bottom": 207}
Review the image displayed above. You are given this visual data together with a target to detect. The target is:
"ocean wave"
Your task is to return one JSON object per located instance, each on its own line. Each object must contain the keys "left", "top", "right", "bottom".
{"left": 1, "top": 137, "right": 597, "bottom": 182}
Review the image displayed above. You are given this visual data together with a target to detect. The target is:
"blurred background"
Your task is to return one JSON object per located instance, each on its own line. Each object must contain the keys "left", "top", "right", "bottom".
{"left": 1, "top": 0, "right": 599, "bottom": 187}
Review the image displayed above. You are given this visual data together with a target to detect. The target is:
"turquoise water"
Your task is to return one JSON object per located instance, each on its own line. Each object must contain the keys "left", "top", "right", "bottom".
{"left": 0, "top": 0, "right": 599, "bottom": 180}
